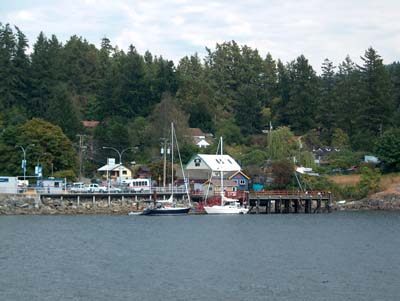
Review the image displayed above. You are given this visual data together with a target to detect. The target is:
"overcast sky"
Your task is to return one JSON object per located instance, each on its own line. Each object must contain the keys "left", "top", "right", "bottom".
{"left": 1, "top": 0, "right": 399, "bottom": 70}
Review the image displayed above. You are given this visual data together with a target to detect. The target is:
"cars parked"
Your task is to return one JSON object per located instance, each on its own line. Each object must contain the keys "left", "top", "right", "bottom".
{"left": 106, "top": 186, "right": 122, "bottom": 193}
{"left": 70, "top": 182, "right": 89, "bottom": 193}
{"left": 88, "top": 183, "right": 107, "bottom": 193}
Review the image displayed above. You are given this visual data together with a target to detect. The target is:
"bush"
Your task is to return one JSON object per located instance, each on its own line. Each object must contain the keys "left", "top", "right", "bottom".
{"left": 358, "top": 166, "right": 381, "bottom": 197}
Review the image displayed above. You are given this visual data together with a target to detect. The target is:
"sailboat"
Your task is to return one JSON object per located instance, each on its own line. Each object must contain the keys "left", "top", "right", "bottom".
{"left": 141, "top": 122, "right": 191, "bottom": 216}
{"left": 203, "top": 137, "right": 249, "bottom": 214}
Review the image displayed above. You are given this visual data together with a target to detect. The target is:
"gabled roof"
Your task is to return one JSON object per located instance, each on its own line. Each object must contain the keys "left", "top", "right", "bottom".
{"left": 195, "top": 154, "right": 241, "bottom": 171}
{"left": 196, "top": 139, "right": 210, "bottom": 147}
{"left": 98, "top": 163, "right": 129, "bottom": 172}
{"left": 226, "top": 170, "right": 250, "bottom": 180}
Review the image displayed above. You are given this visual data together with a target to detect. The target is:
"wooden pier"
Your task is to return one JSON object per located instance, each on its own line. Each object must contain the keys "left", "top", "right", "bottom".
{"left": 37, "top": 191, "right": 188, "bottom": 208}
{"left": 248, "top": 191, "right": 331, "bottom": 214}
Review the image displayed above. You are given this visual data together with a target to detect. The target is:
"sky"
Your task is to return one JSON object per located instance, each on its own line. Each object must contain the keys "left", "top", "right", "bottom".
{"left": 1, "top": 0, "right": 400, "bottom": 70}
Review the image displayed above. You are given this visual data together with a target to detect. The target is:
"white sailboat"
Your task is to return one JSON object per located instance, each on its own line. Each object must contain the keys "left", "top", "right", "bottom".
{"left": 203, "top": 137, "right": 249, "bottom": 214}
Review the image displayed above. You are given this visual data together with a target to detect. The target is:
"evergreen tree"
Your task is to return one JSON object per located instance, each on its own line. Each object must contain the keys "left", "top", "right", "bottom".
{"left": 0, "top": 23, "right": 17, "bottom": 110}
{"left": 176, "top": 54, "right": 214, "bottom": 132}
{"left": 274, "top": 60, "right": 290, "bottom": 125}
{"left": 13, "top": 26, "right": 30, "bottom": 110}
{"left": 355, "top": 47, "right": 393, "bottom": 149}
{"left": 29, "top": 32, "right": 61, "bottom": 118}
{"left": 334, "top": 56, "right": 361, "bottom": 143}
{"left": 260, "top": 53, "right": 278, "bottom": 107}
{"left": 235, "top": 83, "right": 262, "bottom": 135}
{"left": 388, "top": 62, "right": 400, "bottom": 127}
{"left": 317, "top": 58, "right": 337, "bottom": 143}
{"left": 284, "top": 55, "right": 318, "bottom": 133}
{"left": 116, "top": 45, "right": 147, "bottom": 117}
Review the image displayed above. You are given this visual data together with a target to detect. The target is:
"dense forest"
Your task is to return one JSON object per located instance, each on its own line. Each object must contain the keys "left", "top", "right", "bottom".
{"left": 1, "top": 23, "right": 400, "bottom": 182}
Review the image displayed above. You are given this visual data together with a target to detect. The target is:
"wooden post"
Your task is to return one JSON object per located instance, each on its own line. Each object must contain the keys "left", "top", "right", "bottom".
{"left": 266, "top": 199, "right": 271, "bottom": 214}
{"left": 275, "top": 198, "right": 281, "bottom": 213}
{"left": 77, "top": 196, "right": 80, "bottom": 207}
{"left": 256, "top": 197, "right": 260, "bottom": 214}
{"left": 294, "top": 199, "right": 299, "bottom": 213}
{"left": 284, "top": 199, "right": 290, "bottom": 213}
{"left": 108, "top": 195, "right": 111, "bottom": 207}
{"left": 317, "top": 195, "right": 322, "bottom": 213}
{"left": 305, "top": 199, "right": 311, "bottom": 213}
{"left": 92, "top": 195, "right": 96, "bottom": 207}
{"left": 326, "top": 192, "right": 332, "bottom": 213}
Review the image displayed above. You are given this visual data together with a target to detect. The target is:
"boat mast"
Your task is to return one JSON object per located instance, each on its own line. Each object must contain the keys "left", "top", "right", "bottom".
{"left": 171, "top": 122, "right": 174, "bottom": 200}
{"left": 220, "top": 136, "right": 224, "bottom": 206}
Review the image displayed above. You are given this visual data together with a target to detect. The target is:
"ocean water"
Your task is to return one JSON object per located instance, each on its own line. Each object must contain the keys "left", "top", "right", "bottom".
{"left": 0, "top": 212, "right": 399, "bottom": 300}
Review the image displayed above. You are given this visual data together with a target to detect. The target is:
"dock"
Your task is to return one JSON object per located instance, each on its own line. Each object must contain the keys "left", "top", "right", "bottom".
{"left": 248, "top": 191, "right": 331, "bottom": 214}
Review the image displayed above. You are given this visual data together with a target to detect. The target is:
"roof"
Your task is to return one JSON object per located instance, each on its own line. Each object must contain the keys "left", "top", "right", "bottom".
{"left": 98, "top": 163, "right": 127, "bottom": 172}
{"left": 196, "top": 139, "right": 210, "bottom": 147}
{"left": 189, "top": 128, "right": 205, "bottom": 137}
{"left": 196, "top": 154, "right": 241, "bottom": 171}
{"left": 82, "top": 120, "right": 99, "bottom": 128}
{"left": 226, "top": 170, "right": 250, "bottom": 180}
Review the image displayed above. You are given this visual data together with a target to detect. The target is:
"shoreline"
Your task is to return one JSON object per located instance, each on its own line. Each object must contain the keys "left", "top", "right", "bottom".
{"left": 2, "top": 193, "right": 400, "bottom": 215}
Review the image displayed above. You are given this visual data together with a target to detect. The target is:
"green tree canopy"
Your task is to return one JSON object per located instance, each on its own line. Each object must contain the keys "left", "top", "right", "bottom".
{"left": 0, "top": 118, "right": 77, "bottom": 178}
{"left": 374, "top": 128, "right": 400, "bottom": 171}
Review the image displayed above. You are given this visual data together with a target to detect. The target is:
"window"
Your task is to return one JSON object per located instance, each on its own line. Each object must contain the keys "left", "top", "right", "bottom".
{"left": 194, "top": 158, "right": 201, "bottom": 166}
{"left": 239, "top": 179, "right": 246, "bottom": 185}
{"left": 123, "top": 170, "right": 127, "bottom": 175}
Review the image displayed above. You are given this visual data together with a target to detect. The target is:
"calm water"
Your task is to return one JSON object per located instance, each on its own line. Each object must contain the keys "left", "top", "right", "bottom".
{"left": 1, "top": 212, "right": 400, "bottom": 301}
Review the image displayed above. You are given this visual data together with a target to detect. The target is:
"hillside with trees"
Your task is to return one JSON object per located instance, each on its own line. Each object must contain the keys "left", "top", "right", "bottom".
{"left": 1, "top": 23, "right": 400, "bottom": 187}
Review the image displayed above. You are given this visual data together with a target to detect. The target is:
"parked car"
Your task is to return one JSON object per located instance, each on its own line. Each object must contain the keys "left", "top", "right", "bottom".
{"left": 106, "top": 186, "right": 122, "bottom": 193}
{"left": 70, "top": 182, "right": 89, "bottom": 193}
{"left": 88, "top": 183, "right": 107, "bottom": 193}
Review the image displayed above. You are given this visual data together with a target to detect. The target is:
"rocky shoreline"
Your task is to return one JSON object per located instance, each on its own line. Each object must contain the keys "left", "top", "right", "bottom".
{"left": 0, "top": 194, "right": 144, "bottom": 215}
{"left": 2, "top": 193, "right": 400, "bottom": 215}
{"left": 336, "top": 193, "right": 400, "bottom": 211}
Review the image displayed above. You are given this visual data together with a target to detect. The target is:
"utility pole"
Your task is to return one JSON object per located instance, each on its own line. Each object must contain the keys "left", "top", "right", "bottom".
{"left": 160, "top": 138, "right": 169, "bottom": 189}
{"left": 76, "top": 134, "right": 86, "bottom": 181}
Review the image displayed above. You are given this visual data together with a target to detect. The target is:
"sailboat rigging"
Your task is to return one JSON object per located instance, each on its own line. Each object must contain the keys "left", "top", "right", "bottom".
{"left": 141, "top": 122, "right": 191, "bottom": 215}
{"left": 203, "top": 137, "right": 249, "bottom": 214}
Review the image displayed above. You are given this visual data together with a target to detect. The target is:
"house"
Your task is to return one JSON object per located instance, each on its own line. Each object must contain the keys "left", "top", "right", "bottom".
{"left": 226, "top": 170, "right": 250, "bottom": 191}
{"left": 184, "top": 154, "right": 250, "bottom": 193}
{"left": 98, "top": 158, "right": 132, "bottom": 183}
{"left": 189, "top": 128, "right": 211, "bottom": 148}
{"left": 202, "top": 179, "right": 238, "bottom": 194}
{"left": 185, "top": 154, "right": 242, "bottom": 180}
{"left": 313, "top": 146, "right": 340, "bottom": 165}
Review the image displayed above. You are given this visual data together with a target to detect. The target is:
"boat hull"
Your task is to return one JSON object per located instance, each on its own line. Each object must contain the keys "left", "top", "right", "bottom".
{"left": 141, "top": 207, "right": 191, "bottom": 216}
{"left": 203, "top": 205, "right": 248, "bottom": 214}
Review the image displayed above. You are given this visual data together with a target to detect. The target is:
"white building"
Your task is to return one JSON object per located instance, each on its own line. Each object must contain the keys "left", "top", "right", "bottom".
{"left": 185, "top": 154, "right": 242, "bottom": 180}
{"left": 98, "top": 158, "right": 132, "bottom": 183}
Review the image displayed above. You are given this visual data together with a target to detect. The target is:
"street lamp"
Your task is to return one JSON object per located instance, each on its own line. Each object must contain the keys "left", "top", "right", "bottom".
{"left": 102, "top": 146, "right": 136, "bottom": 185}
{"left": 15, "top": 144, "right": 35, "bottom": 182}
